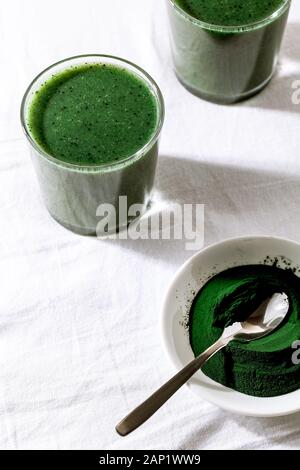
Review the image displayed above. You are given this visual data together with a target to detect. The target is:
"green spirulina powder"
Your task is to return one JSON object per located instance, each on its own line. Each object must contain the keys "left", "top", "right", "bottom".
{"left": 189, "top": 265, "right": 300, "bottom": 397}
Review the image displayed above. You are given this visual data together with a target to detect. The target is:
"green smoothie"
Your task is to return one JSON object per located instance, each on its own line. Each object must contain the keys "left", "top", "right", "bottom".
{"left": 175, "top": 0, "right": 285, "bottom": 26}
{"left": 21, "top": 56, "right": 164, "bottom": 235}
{"left": 189, "top": 265, "right": 300, "bottom": 397}
{"left": 168, "top": 0, "right": 291, "bottom": 103}
{"left": 28, "top": 64, "right": 158, "bottom": 166}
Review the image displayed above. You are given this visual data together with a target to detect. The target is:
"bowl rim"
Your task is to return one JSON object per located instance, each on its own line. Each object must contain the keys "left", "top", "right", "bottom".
{"left": 160, "top": 235, "right": 300, "bottom": 417}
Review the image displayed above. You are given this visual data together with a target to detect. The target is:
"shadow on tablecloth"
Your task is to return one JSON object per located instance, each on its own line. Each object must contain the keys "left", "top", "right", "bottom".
{"left": 108, "top": 155, "right": 300, "bottom": 266}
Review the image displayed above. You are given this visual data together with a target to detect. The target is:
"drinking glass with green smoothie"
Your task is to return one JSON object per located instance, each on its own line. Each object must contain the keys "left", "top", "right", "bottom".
{"left": 21, "top": 55, "right": 164, "bottom": 235}
{"left": 167, "top": 0, "right": 291, "bottom": 103}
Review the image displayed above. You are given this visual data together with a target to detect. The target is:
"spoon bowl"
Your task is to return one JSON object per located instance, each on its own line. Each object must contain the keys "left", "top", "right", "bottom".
{"left": 223, "top": 292, "right": 289, "bottom": 342}
{"left": 116, "top": 292, "right": 289, "bottom": 436}
{"left": 161, "top": 236, "right": 300, "bottom": 418}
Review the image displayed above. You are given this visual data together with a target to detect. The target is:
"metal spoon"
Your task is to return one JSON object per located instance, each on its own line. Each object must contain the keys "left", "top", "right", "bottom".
{"left": 116, "top": 292, "right": 289, "bottom": 437}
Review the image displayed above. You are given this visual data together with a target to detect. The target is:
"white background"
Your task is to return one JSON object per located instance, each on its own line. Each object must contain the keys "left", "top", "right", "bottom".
{"left": 1, "top": 0, "right": 300, "bottom": 450}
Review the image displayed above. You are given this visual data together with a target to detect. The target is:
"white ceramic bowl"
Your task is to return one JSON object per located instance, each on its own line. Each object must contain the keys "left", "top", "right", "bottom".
{"left": 161, "top": 236, "right": 300, "bottom": 417}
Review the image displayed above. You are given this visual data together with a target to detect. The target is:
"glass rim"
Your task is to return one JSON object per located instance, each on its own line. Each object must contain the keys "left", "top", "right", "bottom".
{"left": 20, "top": 54, "right": 165, "bottom": 173}
{"left": 168, "top": 0, "right": 291, "bottom": 33}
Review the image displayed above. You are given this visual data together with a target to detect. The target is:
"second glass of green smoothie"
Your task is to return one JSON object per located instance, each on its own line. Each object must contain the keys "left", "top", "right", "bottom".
{"left": 167, "top": 0, "right": 291, "bottom": 104}
{"left": 21, "top": 55, "right": 164, "bottom": 236}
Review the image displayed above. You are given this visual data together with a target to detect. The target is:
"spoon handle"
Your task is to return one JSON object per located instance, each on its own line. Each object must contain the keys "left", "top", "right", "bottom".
{"left": 116, "top": 336, "right": 229, "bottom": 437}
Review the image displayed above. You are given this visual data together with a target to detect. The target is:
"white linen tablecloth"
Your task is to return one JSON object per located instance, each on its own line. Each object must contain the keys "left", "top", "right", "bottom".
{"left": 1, "top": 0, "right": 300, "bottom": 450}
